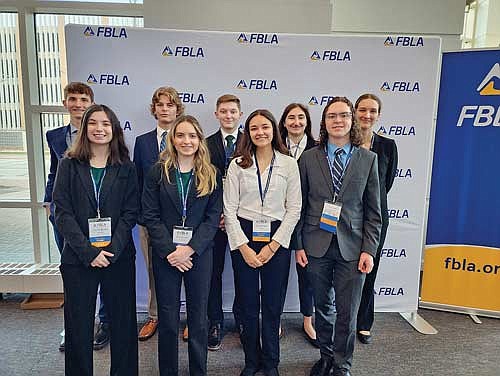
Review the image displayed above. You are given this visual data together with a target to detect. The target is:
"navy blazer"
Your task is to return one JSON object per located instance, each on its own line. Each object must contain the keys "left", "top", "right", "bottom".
{"left": 44, "top": 125, "right": 71, "bottom": 203}
{"left": 206, "top": 129, "right": 242, "bottom": 176}
{"left": 133, "top": 129, "right": 159, "bottom": 210}
{"left": 53, "top": 158, "right": 139, "bottom": 266}
{"left": 142, "top": 163, "right": 223, "bottom": 259}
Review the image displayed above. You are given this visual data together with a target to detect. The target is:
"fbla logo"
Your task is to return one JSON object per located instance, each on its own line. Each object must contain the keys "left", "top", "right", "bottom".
{"left": 84, "top": 26, "right": 127, "bottom": 38}
{"left": 123, "top": 120, "right": 132, "bottom": 131}
{"left": 236, "top": 79, "right": 277, "bottom": 90}
{"left": 87, "top": 73, "right": 130, "bottom": 86}
{"left": 380, "top": 81, "right": 420, "bottom": 92}
{"left": 388, "top": 209, "right": 409, "bottom": 219}
{"left": 377, "top": 125, "right": 415, "bottom": 136}
{"left": 178, "top": 92, "right": 205, "bottom": 104}
{"left": 308, "top": 96, "right": 334, "bottom": 106}
{"left": 87, "top": 74, "right": 98, "bottom": 84}
{"left": 310, "top": 50, "right": 351, "bottom": 62}
{"left": 456, "top": 63, "right": 500, "bottom": 127}
{"left": 161, "top": 45, "right": 204, "bottom": 58}
{"left": 162, "top": 46, "right": 173, "bottom": 56}
{"left": 384, "top": 35, "right": 424, "bottom": 47}
{"left": 381, "top": 248, "right": 407, "bottom": 258}
{"left": 376, "top": 287, "right": 405, "bottom": 296}
{"left": 396, "top": 168, "right": 413, "bottom": 179}
{"left": 83, "top": 26, "right": 95, "bottom": 37}
{"left": 237, "top": 33, "right": 278, "bottom": 45}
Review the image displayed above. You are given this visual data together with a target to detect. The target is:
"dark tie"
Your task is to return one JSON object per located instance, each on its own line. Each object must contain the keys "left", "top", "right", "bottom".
{"left": 332, "top": 149, "right": 344, "bottom": 197}
{"left": 160, "top": 131, "right": 167, "bottom": 152}
{"left": 224, "top": 135, "right": 236, "bottom": 170}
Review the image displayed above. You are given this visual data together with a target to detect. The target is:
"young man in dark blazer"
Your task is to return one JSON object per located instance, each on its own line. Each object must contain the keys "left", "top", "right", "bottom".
{"left": 134, "top": 87, "right": 184, "bottom": 341}
{"left": 295, "top": 97, "right": 382, "bottom": 376}
{"left": 43, "top": 82, "right": 106, "bottom": 352}
{"left": 205, "top": 94, "right": 243, "bottom": 350}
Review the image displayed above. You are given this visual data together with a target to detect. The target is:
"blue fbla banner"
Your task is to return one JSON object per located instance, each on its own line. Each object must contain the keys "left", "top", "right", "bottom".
{"left": 427, "top": 49, "right": 500, "bottom": 248}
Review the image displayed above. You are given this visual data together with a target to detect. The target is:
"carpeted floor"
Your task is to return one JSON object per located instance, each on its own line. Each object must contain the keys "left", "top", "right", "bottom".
{"left": 0, "top": 294, "right": 498, "bottom": 375}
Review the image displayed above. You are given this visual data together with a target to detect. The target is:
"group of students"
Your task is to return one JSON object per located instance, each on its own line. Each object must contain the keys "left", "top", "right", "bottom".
{"left": 45, "top": 82, "right": 397, "bottom": 376}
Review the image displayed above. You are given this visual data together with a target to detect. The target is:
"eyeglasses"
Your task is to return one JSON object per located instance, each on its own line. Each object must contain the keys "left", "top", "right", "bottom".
{"left": 325, "top": 112, "right": 352, "bottom": 120}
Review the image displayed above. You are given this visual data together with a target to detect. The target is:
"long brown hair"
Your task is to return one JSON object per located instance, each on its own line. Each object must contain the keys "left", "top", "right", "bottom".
{"left": 66, "top": 104, "right": 129, "bottom": 164}
{"left": 160, "top": 115, "right": 217, "bottom": 197}
{"left": 319, "top": 96, "right": 362, "bottom": 147}
{"left": 234, "top": 109, "right": 288, "bottom": 169}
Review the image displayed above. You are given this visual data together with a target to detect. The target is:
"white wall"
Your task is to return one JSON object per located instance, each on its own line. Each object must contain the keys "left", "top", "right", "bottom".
{"left": 474, "top": 0, "right": 500, "bottom": 47}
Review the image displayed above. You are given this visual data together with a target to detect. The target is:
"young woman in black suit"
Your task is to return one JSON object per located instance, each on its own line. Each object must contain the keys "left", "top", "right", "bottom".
{"left": 53, "top": 104, "right": 139, "bottom": 376}
{"left": 354, "top": 93, "right": 398, "bottom": 345}
{"left": 278, "top": 103, "right": 318, "bottom": 347}
{"left": 142, "top": 115, "right": 222, "bottom": 376}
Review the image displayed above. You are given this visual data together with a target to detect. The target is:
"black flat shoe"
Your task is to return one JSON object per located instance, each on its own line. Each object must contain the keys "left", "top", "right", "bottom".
{"left": 357, "top": 331, "right": 372, "bottom": 344}
{"left": 303, "top": 325, "right": 319, "bottom": 348}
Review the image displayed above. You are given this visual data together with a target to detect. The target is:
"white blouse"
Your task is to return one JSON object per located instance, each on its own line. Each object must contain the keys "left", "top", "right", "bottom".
{"left": 223, "top": 151, "right": 302, "bottom": 250}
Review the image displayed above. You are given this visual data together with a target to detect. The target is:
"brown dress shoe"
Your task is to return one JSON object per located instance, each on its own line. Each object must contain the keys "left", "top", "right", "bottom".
{"left": 138, "top": 318, "right": 158, "bottom": 341}
{"left": 183, "top": 325, "right": 188, "bottom": 341}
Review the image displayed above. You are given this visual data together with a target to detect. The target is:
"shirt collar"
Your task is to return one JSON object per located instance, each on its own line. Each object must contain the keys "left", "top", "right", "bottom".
{"left": 220, "top": 127, "right": 240, "bottom": 141}
{"left": 157, "top": 125, "right": 169, "bottom": 138}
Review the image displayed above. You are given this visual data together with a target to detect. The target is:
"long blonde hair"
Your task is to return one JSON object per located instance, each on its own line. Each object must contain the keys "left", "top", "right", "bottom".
{"left": 160, "top": 115, "right": 217, "bottom": 196}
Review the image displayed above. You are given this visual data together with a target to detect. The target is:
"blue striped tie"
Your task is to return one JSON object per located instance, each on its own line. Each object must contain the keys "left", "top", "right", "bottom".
{"left": 160, "top": 131, "right": 167, "bottom": 152}
{"left": 332, "top": 149, "right": 344, "bottom": 197}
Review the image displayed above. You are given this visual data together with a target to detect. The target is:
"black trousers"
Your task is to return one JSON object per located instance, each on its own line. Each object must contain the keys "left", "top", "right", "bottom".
{"left": 357, "top": 219, "right": 389, "bottom": 331}
{"left": 60, "top": 258, "right": 138, "bottom": 376}
{"left": 307, "top": 236, "right": 365, "bottom": 372}
{"left": 207, "top": 228, "right": 242, "bottom": 328}
{"left": 153, "top": 248, "right": 212, "bottom": 376}
{"left": 232, "top": 218, "right": 291, "bottom": 371}
{"left": 296, "top": 261, "right": 314, "bottom": 317}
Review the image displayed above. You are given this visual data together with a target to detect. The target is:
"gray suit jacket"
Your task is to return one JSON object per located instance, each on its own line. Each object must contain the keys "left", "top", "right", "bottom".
{"left": 295, "top": 145, "right": 382, "bottom": 261}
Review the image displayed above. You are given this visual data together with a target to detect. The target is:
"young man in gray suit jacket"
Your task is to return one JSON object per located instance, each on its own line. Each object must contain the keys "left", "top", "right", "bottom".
{"left": 295, "top": 97, "right": 382, "bottom": 376}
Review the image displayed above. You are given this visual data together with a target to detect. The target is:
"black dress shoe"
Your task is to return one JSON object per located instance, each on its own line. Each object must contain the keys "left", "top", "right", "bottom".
{"left": 58, "top": 336, "right": 65, "bottom": 352}
{"left": 310, "top": 358, "right": 332, "bottom": 376}
{"left": 93, "top": 323, "right": 110, "bottom": 350}
{"left": 357, "top": 331, "right": 372, "bottom": 344}
{"left": 333, "top": 368, "right": 351, "bottom": 376}
{"left": 303, "top": 325, "right": 319, "bottom": 348}
{"left": 208, "top": 323, "right": 222, "bottom": 351}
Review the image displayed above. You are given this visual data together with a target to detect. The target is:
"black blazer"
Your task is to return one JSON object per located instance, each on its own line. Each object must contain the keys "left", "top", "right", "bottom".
{"left": 206, "top": 129, "right": 242, "bottom": 176}
{"left": 53, "top": 158, "right": 139, "bottom": 266}
{"left": 141, "top": 163, "right": 223, "bottom": 259}
{"left": 44, "top": 125, "right": 71, "bottom": 203}
{"left": 371, "top": 133, "right": 398, "bottom": 225}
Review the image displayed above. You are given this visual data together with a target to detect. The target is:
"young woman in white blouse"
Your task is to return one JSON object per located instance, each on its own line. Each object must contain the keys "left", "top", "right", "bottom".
{"left": 224, "top": 109, "right": 301, "bottom": 376}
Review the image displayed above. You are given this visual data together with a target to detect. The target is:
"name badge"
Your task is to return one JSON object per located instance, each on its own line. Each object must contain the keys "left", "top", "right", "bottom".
{"left": 320, "top": 201, "right": 342, "bottom": 234}
{"left": 173, "top": 225, "right": 193, "bottom": 245}
{"left": 252, "top": 218, "right": 271, "bottom": 242}
{"left": 88, "top": 217, "right": 112, "bottom": 247}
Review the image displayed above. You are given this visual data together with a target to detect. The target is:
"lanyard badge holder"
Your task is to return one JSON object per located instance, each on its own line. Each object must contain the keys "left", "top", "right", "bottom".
{"left": 252, "top": 153, "right": 275, "bottom": 242}
{"left": 173, "top": 168, "right": 194, "bottom": 245}
{"left": 88, "top": 169, "right": 112, "bottom": 247}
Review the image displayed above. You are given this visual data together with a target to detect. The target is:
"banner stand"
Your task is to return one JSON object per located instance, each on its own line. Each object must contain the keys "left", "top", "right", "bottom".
{"left": 399, "top": 311, "right": 437, "bottom": 334}
{"left": 419, "top": 301, "right": 500, "bottom": 322}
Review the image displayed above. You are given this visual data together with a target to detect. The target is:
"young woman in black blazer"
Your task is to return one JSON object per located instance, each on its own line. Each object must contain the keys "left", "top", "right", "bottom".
{"left": 278, "top": 103, "right": 318, "bottom": 347}
{"left": 142, "top": 115, "right": 222, "bottom": 376}
{"left": 354, "top": 93, "right": 398, "bottom": 345}
{"left": 53, "top": 104, "right": 139, "bottom": 376}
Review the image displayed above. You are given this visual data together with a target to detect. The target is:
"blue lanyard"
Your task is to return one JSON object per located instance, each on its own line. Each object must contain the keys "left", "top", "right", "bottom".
{"left": 175, "top": 167, "right": 194, "bottom": 226}
{"left": 254, "top": 152, "right": 275, "bottom": 208}
{"left": 325, "top": 145, "right": 353, "bottom": 200}
{"left": 90, "top": 168, "right": 106, "bottom": 218}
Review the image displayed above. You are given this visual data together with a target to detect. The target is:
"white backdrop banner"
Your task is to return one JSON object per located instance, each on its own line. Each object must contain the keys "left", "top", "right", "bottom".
{"left": 66, "top": 25, "right": 441, "bottom": 312}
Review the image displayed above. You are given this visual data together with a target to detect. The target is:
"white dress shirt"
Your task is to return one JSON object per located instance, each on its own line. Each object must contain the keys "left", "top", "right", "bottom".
{"left": 156, "top": 126, "right": 169, "bottom": 150}
{"left": 223, "top": 151, "right": 302, "bottom": 250}
{"left": 220, "top": 127, "right": 240, "bottom": 148}
{"left": 287, "top": 135, "right": 308, "bottom": 160}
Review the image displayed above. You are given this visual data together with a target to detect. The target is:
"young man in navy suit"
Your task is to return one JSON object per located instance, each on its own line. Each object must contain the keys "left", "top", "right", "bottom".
{"left": 205, "top": 94, "right": 243, "bottom": 350}
{"left": 44, "top": 82, "right": 113, "bottom": 352}
{"left": 134, "top": 87, "right": 184, "bottom": 341}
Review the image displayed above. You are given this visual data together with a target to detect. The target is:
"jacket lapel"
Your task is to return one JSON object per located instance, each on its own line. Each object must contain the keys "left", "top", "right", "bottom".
{"left": 338, "top": 147, "right": 361, "bottom": 198}
{"left": 315, "top": 147, "right": 334, "bottom": 198}
{"left": 214, "top": 130, "right": 225, "bottom": 168}
{"left": 98, "top": 164, "right": 119, "bottom": 210}
{"left": 76, "top": 160, "right": 97, "bottom": 210}
{"left": 165, "top": 168, "right": 183, "bottom": 216}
